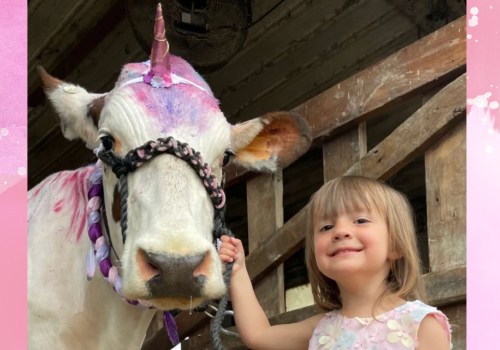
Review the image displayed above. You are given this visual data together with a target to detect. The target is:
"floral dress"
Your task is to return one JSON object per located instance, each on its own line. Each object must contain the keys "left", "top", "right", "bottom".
{"left": 308, "top": 300, "right": 452, "bottom": 350}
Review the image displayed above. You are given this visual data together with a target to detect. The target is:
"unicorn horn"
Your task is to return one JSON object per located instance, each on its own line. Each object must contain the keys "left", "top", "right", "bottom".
{"left": 149, "top": 3, "right": 171, "bottom": 83}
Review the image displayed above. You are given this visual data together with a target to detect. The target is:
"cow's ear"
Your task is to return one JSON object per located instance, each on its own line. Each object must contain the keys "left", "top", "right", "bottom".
{"left": 230, "top": 111, "right": 312, "bottom": 172}
{"left": 38, "top": 66, "right": 106, "bottom": 150}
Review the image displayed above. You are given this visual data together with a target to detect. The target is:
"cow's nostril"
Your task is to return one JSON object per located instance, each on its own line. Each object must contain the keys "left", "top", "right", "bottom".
{"left": 193, "top": 252, "right": 211, "bottom": 278}
{"left": 139, "top": 250, "right": 209, "bottom": 298}
{"left": 137, "top": 250, "right": 160, "bottom": 281}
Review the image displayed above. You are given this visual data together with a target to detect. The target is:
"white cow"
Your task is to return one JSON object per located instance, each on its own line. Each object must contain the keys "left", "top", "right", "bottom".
{"left": 28, "top": 4, "right": 311, "bottom": 350}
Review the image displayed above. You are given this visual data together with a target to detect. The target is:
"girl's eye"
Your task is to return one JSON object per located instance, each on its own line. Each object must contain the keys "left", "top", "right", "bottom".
{"left": 319, "top": 224, "right": 334, "bottom": 232}
{"left": 222, "top": 150, "right": 235, "bottom": 167}
{"left": 355, "top": 218, "right": 369, "bottom": 224}
{"left": 100, "top": 135, "right": 115, "bottom": 150}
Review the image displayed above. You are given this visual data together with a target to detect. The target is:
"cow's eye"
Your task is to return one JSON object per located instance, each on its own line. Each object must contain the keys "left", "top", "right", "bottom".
{"left": 222, "top": 150, "right": 235, "bottom": 167}
{"left": 100, "top": 135, "right": 115, "bottom": 151}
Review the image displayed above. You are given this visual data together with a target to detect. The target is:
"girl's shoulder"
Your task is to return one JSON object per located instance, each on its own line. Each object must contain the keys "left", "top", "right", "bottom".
{"left": 384, "top": 300, "right": 452, "bottom": 349}
{"left": 392, "top": 300, "right": 450, "bottom": 327}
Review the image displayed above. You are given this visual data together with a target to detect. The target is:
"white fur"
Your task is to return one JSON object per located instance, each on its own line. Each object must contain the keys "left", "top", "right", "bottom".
{"left": 46, "top": 82, "right": 106, "bottom": 150}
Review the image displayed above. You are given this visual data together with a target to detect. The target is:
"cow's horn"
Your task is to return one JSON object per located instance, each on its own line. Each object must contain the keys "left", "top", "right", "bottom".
{"left": 37, "top": 66, "right": 62, "bottom": 92}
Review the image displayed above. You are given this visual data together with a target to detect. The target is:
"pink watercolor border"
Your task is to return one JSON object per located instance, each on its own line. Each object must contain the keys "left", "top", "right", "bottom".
{"left": 0, "top": 0, "right": 27, "bottom": 348}
{"left": 466, "top": 1, "right": 500, "bottom": 348}
{"left": 1, "top": 1, "right": 498, "bottom": 347}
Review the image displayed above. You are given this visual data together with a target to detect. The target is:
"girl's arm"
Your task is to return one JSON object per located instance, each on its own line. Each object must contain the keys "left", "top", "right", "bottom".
{"left": 416, "top": 314, "right": 451, "bottom": 349}
{"left": 219, "top": 235, "right": 321, "bottom": 350}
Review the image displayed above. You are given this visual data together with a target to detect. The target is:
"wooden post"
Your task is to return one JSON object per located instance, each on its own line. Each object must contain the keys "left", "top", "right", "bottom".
{"left": 425, "top": 121, "right": 466, "bottom": 349}
{"left": 425, "top": 121, "right": 466, "bottom": 271}
{"left": 324, "top": 123, "right": 367, "bottom": 181}
{"left": 247, "top": 171, "right": 285, "bottom": 317}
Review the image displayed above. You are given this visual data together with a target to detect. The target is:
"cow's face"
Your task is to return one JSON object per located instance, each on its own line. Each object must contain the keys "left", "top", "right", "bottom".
{"left": 96, "top": 59, "right": 231, "bottom": 309}
{"left": 38, "top": 6, "right": 311, "bottom": 311}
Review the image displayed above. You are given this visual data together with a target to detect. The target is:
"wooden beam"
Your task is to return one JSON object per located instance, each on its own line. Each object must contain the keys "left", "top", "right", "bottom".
{"left": 425, "top": 121, "right": 466, "bottom": 271}
{"left": 425, "top": 266, "right": 466, "bottom": 307}
{"left": 345, "top": 73, "right": 466, "bottom": 180}
{"left": 29, "top": 16, "right": 464, "bottom": 189}
{"left": 221, "top": 0, "right": 416, "bottom": 119}
{"left": 221, "top": 16, "right": 465, "bottom": 187}
{"left": 207, "top": 0, "right": 352, "bottom": 94}
{"left": 299, "top": 16, "right": 465, "bottom": 141}
{"left": 28, "top": 0, "right": 121, "bottom": 96}
{"left": 247, "top": 172, "right": 286, "bottom": 317}
{"left": 441, "top": 303, "right": 466, "bottom": 350}
{"left": 323, "top": 123, "right": 367, "bottom": 181}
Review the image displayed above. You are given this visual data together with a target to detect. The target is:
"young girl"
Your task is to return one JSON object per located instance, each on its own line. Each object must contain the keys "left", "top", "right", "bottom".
{"left": 219, "top": 175, "right": 452, "bottom": 349}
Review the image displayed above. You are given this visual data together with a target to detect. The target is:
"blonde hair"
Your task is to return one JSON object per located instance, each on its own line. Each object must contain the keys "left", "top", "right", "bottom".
{"left": 305, "top": 176, "right": 426, "bottom": 312}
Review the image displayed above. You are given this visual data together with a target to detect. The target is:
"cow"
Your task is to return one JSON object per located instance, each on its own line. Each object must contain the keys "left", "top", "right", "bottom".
{"left": 28, "top": 3, "right": 311, "bottom": 350}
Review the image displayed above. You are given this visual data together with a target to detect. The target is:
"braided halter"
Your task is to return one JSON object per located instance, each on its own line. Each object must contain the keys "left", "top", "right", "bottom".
{"left": 86, "top": 136, "right": 234, "bottom": 348}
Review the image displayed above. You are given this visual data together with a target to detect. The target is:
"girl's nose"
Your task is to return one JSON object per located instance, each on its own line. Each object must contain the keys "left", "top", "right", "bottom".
{"left": 333, "top": 231, "right": 352, "bottom": 240}
{"left": 332, "top": 223, "right": 352, "bottom": 240}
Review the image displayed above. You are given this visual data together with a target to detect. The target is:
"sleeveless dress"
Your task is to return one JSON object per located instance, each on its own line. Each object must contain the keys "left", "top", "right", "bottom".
{"left": 308, "top": 300, "right": 452, "bottom": 350}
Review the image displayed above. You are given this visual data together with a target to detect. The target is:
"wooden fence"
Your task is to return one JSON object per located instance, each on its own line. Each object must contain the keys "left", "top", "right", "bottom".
{"left": 143, "top": 15, "right": 466, "bottom": 350}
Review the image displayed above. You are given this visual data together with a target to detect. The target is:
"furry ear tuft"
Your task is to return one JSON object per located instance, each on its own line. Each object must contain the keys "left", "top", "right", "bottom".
{"left": 230, "top": 111, "right": 312, "bottom": 172}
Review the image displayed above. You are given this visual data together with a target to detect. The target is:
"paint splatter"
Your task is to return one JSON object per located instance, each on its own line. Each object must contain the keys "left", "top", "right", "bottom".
{"left": 469, "top": 7, "right": 479, "bottom": 27}
{"left": 467, "top": 92, "right": 500, "bottom": 133}
{"left": 0, "top": 125, "right": 27, "bottom": 194}
{"left": 53, "top": 200, "right": 63, "bottom": 213}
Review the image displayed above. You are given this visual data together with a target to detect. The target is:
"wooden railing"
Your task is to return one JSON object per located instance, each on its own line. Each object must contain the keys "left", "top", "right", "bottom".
{"left": 142, "top": 16, "right": 466, "bottom": 350}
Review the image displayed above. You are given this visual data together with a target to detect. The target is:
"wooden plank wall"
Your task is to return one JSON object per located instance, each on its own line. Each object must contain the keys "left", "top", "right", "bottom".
{"left": 32, "top": 0, "right": 465, "bottom": 189}
{"left": 142, "top": 16, "right": 466, "bottom": 350}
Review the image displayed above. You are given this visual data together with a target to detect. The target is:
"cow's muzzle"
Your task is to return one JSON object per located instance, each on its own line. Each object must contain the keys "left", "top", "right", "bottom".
{"left": 137, "top": 250, "right": 211, "bottom": 298}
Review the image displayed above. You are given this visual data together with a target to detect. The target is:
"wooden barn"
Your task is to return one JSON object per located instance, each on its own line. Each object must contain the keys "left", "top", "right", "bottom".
{"left": 28, "top": 0, "right": 466, "bottom": 349}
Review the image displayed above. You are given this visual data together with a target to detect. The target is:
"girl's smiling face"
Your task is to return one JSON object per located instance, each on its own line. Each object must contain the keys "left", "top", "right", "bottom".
{"left": 313, "top": 208, "right": 392, "bottom": 283}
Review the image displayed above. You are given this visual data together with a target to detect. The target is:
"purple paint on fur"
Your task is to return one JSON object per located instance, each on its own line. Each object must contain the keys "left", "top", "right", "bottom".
{"left": 117, "top": 58, "right": 221, "bottom": 136}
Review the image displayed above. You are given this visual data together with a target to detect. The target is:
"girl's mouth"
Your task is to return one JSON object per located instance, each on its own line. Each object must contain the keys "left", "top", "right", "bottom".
{"left": 331, "top": 248, "right": 361, "bottom": 256}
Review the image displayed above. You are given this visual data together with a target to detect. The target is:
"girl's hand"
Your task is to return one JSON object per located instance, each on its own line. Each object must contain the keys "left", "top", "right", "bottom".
{"left": 218, "top": 235, "right": 246, "bottom": 273}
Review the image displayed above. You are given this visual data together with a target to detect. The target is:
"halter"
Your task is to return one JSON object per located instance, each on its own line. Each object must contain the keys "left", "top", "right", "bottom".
{"left": 86, "top": 136, "right": 234, "bottom": 349}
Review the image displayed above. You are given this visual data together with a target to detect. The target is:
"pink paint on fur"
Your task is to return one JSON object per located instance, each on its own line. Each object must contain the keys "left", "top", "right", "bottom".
{"left": 40, "top": 166, "right": 94, "bottom": 241}
{"left": 53, "top": 200, "right": 63, "bottom": 213}
{"left": 32, "top": 186, "right": 41, "bottom": 198}
{"left": 117, "top": 57, "right": 221, "bottom": 135}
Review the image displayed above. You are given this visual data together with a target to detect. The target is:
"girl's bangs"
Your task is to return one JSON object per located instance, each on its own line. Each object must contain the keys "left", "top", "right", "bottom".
{"left": 312, "top": 177, "right": 383, "bottom": 222}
